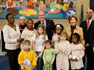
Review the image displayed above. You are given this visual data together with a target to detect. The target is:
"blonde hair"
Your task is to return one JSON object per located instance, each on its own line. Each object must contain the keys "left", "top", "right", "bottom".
{"left": 23, "top": 40, "right": 31, "bottom": 46}
{"left": 36, "top": 24, "right": 47, "bottom": 40}
{"left": 57, "top": 32, "right": 67, "bottom": 42}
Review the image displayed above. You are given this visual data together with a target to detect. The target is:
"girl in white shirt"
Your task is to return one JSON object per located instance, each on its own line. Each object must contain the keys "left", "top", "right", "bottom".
{"left": 52, "top": 24, "right": 64, "bottom": 46}
{"left": 32, "top": 24, "right": 48, "bottom": 70}
{"left": 55, "top": 32, "right": 71, "bottom": 70}
{"left": 21, "top": 18, "right": 36, "bottom": 49}
{"left": 69, "top": 33, "right": 84, "bottom": 70}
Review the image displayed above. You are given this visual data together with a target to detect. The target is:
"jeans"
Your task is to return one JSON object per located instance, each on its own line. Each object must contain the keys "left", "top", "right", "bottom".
{"left": 35, "top": 52, "right": 43, "bottom": 70}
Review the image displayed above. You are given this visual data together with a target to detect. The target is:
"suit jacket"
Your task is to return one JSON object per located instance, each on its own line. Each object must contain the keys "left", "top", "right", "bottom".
{"left": 34, "top": 19, "right": 55, "bottom": 40}
{"left": 80, "top": 20, "right": 94, "bottom": 54}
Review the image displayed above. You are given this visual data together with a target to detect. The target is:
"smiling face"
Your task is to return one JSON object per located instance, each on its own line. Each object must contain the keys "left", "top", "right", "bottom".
{"left": 56, "top": 27, "right": 62, "bottom": 34}
{"left": 7, "top": 14, "right": 15, "bottom": 24}
{"left": 19, "top": 17, "right": 26, "bottom": 25}
{"left": 60, "top": 33, "right": 67, "bottom": 41}
{"left": 27, "top": 19, "right": 34, "bottom": 29}
{"left": 23, "top": 42, "right": 30, "bottom": 50}
{"left": 37, "top": 27, "right": 44, "bottom": 35}
{"left": 70, "top": 17, "right": 77, "bottom": 27}
{"left": 86, "top": 9, "right": 93, "bottom": 20}
{"left": 23, "top": 40, "right": 31, "bottom": 50}
{"left": 38, "top": 11, "right": 45, "bottom": 21}
{"left": 45, "top": 42, "right": 51, "bottom": 49}
{"left": 72, "top": 35, "right": 78, "bottom": 44}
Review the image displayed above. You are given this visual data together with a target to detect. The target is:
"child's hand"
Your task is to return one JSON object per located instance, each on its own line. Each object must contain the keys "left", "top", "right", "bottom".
{"left": 71, "top": 58, "right": 78, "bottom": 62}
{"left": 43, "top": 43, "right": 46, "bottom": 48}
{"left": 58, "top": 48, "right": 62, "bottom": 52}
{"left": 47, "top": 61, "right": 51, "bottom": 64}
{"left": 20, "top": 65, "right": 24, "bottom": 70}
{"left": 32, "top": 66, "right": 35, "bottom": 70}
{"left": 38, "top": 52, "right": 42, "bottom": 58}
{"left": 74, "top": 58, "right": 78, "bottom": 62}
{"left": 82, "top": 46, "right": 85, "bottom": 51}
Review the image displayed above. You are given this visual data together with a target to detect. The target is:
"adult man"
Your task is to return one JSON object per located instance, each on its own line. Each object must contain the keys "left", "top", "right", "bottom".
{"left": 80, "top": 9, "right": 94, "bottom": 70}
{"left": 34, "top": 11, "right": 55, "bottom": 40}
{"left": 19, "top": 16, "right": 26, "bottom": 33}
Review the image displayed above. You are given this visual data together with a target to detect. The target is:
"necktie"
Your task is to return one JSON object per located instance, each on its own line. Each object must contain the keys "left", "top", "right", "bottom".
{"left": 87, "top": 20, "right": 90, "bottom": 30}
{"left": 42, "top": 21, "right": 44, "bottom": 25}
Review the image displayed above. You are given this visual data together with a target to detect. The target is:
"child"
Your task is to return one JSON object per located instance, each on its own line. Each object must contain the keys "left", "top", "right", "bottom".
{"left": 52, "top": 24, "right": 64, "bottom": 45}
{"left": 32, "top": 24, "right": 48, "bottom": 70}
{"left": 69, "top": 33, "right": 84, "bottom": 70}
{"left": 43, "top": 40, "right": 55, "bottom": 70}
{"left": 55, "top": 32, "right": 71, "bottom": 70}
{"left": 18, "top": 40, "right": 37, "bottom": 70}
{"left": 21, "top": 18, "right": 36, "bottom": 49}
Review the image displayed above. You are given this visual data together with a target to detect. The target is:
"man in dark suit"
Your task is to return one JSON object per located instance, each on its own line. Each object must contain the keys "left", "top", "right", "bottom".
{"left": 34, "top": 11, "right": 56, "bottom": 70}
{"left": 34, "top": 11, "right": 55, "bottom": 40}
{"left": 80, "top": 9, "right": 94, "bottom": 70}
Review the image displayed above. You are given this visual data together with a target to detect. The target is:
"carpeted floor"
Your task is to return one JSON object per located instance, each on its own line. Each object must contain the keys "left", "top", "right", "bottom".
{"left": 0, "top": 55, "right": 10, "bottom": 70}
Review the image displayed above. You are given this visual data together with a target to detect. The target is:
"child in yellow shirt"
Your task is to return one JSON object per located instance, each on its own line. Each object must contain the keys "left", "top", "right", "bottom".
{"left": 18, "top": 40, "right": 37, "bottom": 70}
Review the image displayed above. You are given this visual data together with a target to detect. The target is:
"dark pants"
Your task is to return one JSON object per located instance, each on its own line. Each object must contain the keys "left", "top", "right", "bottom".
{"left": 7, "top": 48, "right": 21, "bottom": 70}
{"left": 35, "top": 52, "right": 43, "bottom": 70}
{"left": 85, "top": 46, "right": 94, "bottom": 70}
{"left": 72, "top": 68, "right": 84, "bottom": 70}
{"left": 53, "top": 55, "right": 56, "bottom": 70}
{"left": 86, "top": 54, "right": 94, "bottom": 70}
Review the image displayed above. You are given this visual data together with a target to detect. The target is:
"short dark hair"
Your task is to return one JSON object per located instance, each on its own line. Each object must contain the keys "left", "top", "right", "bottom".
{"left": 44, "top": 40, "right": 52, "bottom": 45}
{"left": 72, "top": 33, "right": 80, "bottom": 42}
{"left": 55, "top": 24, "right": 64, "bottom": 31}
{"left": 6, "top": 13, "right": 13, "bottom": 20}
{"left": 68, "top": 15, "right": 78, "bottom": 23}
{"left": 27, "top": 18, "right": 34, "bottom": 23}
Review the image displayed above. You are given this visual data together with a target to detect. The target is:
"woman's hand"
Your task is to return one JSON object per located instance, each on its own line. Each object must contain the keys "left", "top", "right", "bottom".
{"left": 17, "top": 38, "right": 24, "bottom": 42}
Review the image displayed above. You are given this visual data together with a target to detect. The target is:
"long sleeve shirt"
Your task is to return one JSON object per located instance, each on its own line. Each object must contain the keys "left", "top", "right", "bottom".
{"left": 69, "top": 43, "right": 84, "bottom": 69}
{"left": 3, "top": 24, "right": 20, "bottom": 50}
{"left": 18, "top": 50, "right": 37, "bottom": 70}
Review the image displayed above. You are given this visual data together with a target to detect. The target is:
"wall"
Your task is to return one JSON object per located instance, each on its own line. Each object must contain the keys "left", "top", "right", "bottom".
{"left": 76, "top": 0, "right": 90, "bottom": 24}
{"left": 0, "top": 19, "right": 69, "bottom": 30}
{"left": 0, "top": 0, "right": 90, "bottom": 29}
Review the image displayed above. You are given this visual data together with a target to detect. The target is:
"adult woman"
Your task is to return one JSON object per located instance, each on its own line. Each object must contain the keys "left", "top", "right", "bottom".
{"left": 3, "top": 13, "right": 24, "bottom": 70}
{"left": 66, "top": 15, "right": 85, "bottom": 46}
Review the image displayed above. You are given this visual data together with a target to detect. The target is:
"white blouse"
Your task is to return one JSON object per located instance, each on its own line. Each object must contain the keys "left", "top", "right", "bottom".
{"left": 69, "top": 43, "right": 84, "bottom": 69}
{"left": 21, "top": 28, "right": 36, "bottom": 49}
{"left": 33, "top": 35, "right": 48, "bottom": 52}
{"left": 52, "top": 34, "right": 59, "bottom": 44}
{"left": 3, "top": 24, "right": 21, "bottom": 50}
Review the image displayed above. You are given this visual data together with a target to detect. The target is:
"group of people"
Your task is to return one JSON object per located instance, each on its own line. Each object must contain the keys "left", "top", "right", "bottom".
{"left": 2, "top": 9, "right": 94, "bottom": 70}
